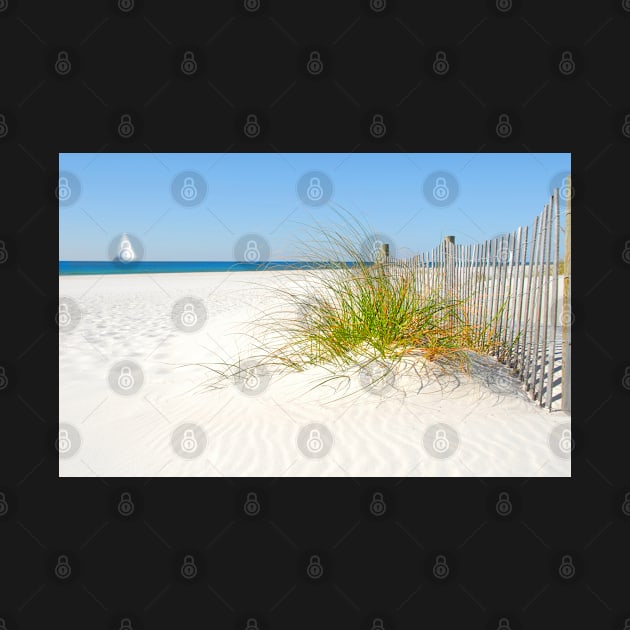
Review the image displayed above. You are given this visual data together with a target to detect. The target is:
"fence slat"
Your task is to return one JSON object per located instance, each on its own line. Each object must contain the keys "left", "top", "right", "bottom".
{"left": 546, "top": 190, "right": 561, "bottom": 410}
{"left": 471, "top": 244, "right": 479, "bottom": 339}
{"left": 539, "top": 195, "right": 554, "bottom": 406}
{"left": 497, "top": 233, "right": 511, "bottom": 361}
{"left": 508, "top": 227, "right": 522, "bottom": 367}
{"left": 486, "top": 238, "right": 495, "bottom": 346}
{"left": 522, "top": 215, "right": 540, "bottom": 388}
{"left": 477, "top": 241, "right": 490, "bottom": 346}
{"left": 466, "top": 244, "right": 473, "bottom": 328}
{"left": 493, "top": 236, "right": 503, "bottom": 351}
{"left": 561, "top": 178, "right": 571, "bottom": 413}
{"left": 527, "top": 208, "right": 543, "bottom": 393}
{"left": 529, "top": 204, "right": 548, "bottom": 397}
{"left": 514, "top": 225, "right": 528, "bottom": 374}
{"left": 483, "top": 239, "right": 492, "bottom": 345}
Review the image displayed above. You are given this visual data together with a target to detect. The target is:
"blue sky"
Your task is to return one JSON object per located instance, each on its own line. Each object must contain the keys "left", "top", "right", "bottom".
{"left": 59, "top": 152, "right": 570, "bottom": 261}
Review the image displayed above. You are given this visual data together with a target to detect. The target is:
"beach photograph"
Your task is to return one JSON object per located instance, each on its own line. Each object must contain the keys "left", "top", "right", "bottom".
{"left": 58, "top": 152, "right": 571, "bottom": 478}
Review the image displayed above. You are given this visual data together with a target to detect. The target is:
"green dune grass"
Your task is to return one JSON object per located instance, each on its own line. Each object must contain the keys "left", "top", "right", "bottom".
{"left": 202, "top": 209, "right": 514, "bottom": 395}
{"left": 263, "top": 210, "right": 511, "bottom": 377}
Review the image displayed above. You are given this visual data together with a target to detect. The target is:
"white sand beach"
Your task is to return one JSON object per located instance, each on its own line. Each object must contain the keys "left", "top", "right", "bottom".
{"left": 59, "top": 270, "right": 571, "bottom": 478}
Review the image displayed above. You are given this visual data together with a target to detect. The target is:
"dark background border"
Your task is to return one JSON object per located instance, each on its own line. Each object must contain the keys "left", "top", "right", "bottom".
{"left": 1, "top": 0, "right": 629, "bottom": 628}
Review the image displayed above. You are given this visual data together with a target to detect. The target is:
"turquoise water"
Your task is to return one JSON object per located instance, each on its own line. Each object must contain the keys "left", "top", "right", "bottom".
{"left": 58, "top": 260, "right": 522, "bottom": 275}
{"left": 58, "top": 261, "right": 364, "bottom": 275}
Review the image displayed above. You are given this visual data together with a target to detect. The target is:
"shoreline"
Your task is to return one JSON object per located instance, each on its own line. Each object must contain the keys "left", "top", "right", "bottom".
{"left": 58, "top": 268, "right": 317, "bottom": 276}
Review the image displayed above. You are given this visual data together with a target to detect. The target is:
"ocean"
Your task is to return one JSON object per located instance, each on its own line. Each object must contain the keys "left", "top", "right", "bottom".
{"left": 58, "top": 261, "right": 363, "bottom": 275}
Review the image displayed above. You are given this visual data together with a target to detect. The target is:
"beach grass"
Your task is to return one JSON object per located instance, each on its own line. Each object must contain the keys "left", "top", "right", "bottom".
{"left": 254, "top": 210, "right": 512, "bottom": 383}
{"left": 198, "top": 209, "right": 516, "bottom": 397}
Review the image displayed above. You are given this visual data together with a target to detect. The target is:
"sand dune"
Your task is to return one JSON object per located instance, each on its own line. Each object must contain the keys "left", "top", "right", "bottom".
{"left": 59, "top": 271, "right": 570, "bottom": 477}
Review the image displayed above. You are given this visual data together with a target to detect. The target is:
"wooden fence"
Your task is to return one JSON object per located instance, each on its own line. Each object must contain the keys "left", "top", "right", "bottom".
{"left": 382, "top": 181, "right": 571, "bottom": 413}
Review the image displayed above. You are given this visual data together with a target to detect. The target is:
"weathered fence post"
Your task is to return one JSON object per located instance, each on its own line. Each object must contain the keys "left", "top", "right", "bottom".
{"left": 561, "top": 177, "right": 571, "bottom": 413}
{"left": 375, "top": 243, "right": 390, "bottom": 276}
{"left": 378, "top": 242, "right": 390, "bottom": 263}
